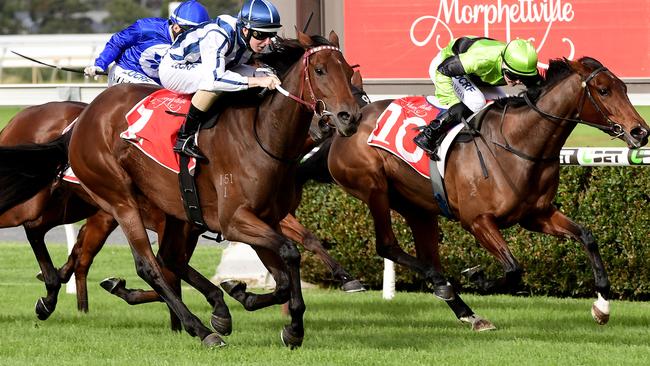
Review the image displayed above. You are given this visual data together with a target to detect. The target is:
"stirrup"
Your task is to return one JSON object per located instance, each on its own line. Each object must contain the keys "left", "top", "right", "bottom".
{"left": 175, "top": 138, "right": 206, "bottom": 160}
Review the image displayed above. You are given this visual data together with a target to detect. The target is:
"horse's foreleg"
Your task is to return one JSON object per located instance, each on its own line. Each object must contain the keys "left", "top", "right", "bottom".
{"left": 24, "top": 226, "right": 61, "bottom": 320}
{"left": 280, "top": 214, "right": 365, "bottom": 292}
{"left": 366, "top": 189, "right": 454, "bottom": 300}
{"left": 469, "top": 214, "right": 523, "bottom": 294}
{"left": 398, "top": 207, "right": 495, "bottom": 331}
{"left": 521, "top": 208, "right": 610, "bottom": 325}
{"left": 221, "top": 209, "right": 305, "bottom": 348}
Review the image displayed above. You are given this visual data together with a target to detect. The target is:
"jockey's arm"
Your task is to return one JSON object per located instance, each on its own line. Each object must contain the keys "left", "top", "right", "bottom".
{"left": 94, "top": 20, "right": 142, "bottom": 70}
{"left": 199, "top": 32, "right": 249, "bottom": 92}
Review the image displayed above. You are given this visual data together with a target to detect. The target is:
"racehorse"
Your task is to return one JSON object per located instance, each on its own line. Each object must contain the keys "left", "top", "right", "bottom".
{"left": 0, "top": 70, "right": 367, "bottom": 325}
{"left": 328, "top": 57, "right": 649, "bottom": 329}
{"left": 0, "top": 31, "right": 366, "bottom": 348}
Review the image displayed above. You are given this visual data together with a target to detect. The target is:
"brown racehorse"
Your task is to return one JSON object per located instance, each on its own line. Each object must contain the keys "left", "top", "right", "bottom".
{"left": 0, "top": 71, "right": 367, "bottom": 324}
{"left": 0, "top": 31, "right": 368, "bottom": 348}
{"left": 328, "top": 57, "right": 649, "bottom": 330}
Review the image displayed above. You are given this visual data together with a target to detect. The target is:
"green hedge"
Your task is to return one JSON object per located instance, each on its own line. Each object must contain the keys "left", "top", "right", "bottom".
{"left": 295, "top": 167, "right": 650, "bottom": 300}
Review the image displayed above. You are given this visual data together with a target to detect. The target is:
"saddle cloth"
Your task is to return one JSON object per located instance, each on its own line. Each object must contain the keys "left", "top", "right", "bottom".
{"left": 367, "top": 96, "right": 464, "bottom": 179}
{"left": 63, "top": 89, "right": 196, "bottom": 184}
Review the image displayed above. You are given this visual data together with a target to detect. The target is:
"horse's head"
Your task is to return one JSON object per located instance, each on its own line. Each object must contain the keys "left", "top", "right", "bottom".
{"left": 309, "top": 70, "right": 368, "bottom": 144}
{"left": 294, "top": 30, "right": 361, "bottom": 137}
{"left": 569, "top": 57, "right": 649, "bottom": 148}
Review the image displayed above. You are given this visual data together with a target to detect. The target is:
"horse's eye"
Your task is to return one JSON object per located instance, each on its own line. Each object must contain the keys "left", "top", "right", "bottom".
{"left": 314, "top": 67, "right": 325, "bottom": 76}
{"left": 598, "top": 88, "right": 609, "bottom": 96}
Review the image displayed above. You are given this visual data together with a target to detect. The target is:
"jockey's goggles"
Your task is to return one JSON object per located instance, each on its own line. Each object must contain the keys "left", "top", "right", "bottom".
{"left": 251, "top": 29, "right": 277, "bottom": 40}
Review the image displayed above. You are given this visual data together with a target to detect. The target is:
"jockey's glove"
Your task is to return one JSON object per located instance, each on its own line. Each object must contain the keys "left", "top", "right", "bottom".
{"left": 84, "top": 65, "right": 104, "bottom": 78}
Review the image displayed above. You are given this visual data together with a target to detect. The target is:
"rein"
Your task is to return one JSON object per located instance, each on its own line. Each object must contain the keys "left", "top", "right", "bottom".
{"left": 494, "top": 66, "right": 622, "bottom": 163}
{"left": 253, "top": 44, "right": 342, "bottom": 163}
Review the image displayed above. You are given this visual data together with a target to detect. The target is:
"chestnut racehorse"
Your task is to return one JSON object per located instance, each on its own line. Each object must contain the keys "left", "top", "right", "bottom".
{"left": 328, "top": 57, "right": 649, "bottom": 330}
{"left": 0, "top": 31, "right": 370, "bottom": 347}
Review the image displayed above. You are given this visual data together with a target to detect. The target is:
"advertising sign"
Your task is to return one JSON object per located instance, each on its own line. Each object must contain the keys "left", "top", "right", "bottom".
{"left": 344, "top": 1, "right": 650, "bottom": 79}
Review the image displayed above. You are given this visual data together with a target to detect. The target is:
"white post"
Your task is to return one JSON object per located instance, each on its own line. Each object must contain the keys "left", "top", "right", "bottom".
{"left": 382, "top": 258, "right": 395, "bottom": 300}
{"left": 64, "top": 224, "right": 76, "bottom": 294}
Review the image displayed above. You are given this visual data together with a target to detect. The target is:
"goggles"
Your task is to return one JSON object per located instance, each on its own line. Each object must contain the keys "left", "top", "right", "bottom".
{"left": 251, "top": 29, "right": 277, "bottom": 40}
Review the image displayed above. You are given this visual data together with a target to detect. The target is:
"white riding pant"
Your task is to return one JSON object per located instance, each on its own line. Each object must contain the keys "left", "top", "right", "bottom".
{"left": 428, "top": 51, "right": 507, "bottom": 113}
{"left": 108, "top": 65, "right": 157, "bottom": 87}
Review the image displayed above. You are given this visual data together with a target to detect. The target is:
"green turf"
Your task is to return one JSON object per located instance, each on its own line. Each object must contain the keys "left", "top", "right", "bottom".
{"left": 1, "top": 243, "right": 650, "bottom": 365}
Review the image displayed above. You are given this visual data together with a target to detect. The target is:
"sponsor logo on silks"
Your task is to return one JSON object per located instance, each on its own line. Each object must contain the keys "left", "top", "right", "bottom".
{"left": 454, "top": 75, "right": 476, "bottom": 92}
{"left": 629, "top": 149, "right": 650, "bottom": 165}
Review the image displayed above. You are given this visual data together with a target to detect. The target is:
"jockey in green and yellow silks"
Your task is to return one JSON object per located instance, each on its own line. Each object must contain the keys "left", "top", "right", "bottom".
{"left": 415, "top": 37, "right": 541, "bottom": 160}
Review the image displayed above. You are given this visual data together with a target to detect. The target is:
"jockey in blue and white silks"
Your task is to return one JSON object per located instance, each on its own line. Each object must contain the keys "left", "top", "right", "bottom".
{"left": 159, "top": 0, "right": 283, "bottom": 160}
{"left": 84, "top": 0, "right": 209, "bottom": 86}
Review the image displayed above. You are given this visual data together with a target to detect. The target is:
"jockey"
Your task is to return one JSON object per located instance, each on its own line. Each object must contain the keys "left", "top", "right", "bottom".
{"left": 158, "top": 0, "right": 282, "bottom": 160}
{"left": 414, "top": 37, "right": 542, "bottom": 160}
{"left": 84, "top": 0, "right": 210, "bottom": 86}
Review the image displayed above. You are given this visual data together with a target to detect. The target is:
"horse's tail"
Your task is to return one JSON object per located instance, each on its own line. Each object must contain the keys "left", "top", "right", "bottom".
{"left": 0, "top": 129, "right": 72, "bottom": 214}
{"left": 296, "top": 137, "right": 334, "bottom": 189}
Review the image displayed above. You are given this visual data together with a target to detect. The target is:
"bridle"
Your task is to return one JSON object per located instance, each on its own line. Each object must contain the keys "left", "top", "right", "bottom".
{"left": 495, "top": 66, "right": 623, "bottom": 163}
{"left": 523, "top": 66, "right": 623, "bottom": 136}
{"left": 253, "top": 44, "right": 343, "bottom": 163}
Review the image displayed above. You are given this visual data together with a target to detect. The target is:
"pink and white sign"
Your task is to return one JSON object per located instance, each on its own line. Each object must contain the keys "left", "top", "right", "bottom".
{"left": 344, "top": 0, "right": 650, "bottom": 78}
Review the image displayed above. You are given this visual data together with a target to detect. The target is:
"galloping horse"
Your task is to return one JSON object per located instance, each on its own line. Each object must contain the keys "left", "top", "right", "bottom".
{"left": 0, "top": 31, "right": 365, "bottom": 347}
{"left": 0, "top": 70, "right": 367, "bottom": 324}
{"left": 328, "top": 57, "right": 649, "bottom": 329}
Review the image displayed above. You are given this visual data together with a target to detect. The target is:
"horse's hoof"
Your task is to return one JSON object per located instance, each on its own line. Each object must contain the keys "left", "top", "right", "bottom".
{"left": 220, "top": 280, "right": 246, "bottom": 296}
{"left": 100, "top": 277, "right": 125, "bottom": 294}
{"left": 433, "top": 283, "right": 455, "bottom": 301}
{"left": 341, "top": 280, "right": 366, "bottom": 293}
{"left": 35, "top": 271, "right": 44, "bottom": 282}
{"left": 210, "top": 315, "right": 232, "bottom": 336}
{"left": 591, "top": 303, "right": 610, "bottom": 325}
{"left": 35, "top": 298, "right": 52, "bottom": 321}
{"left": 460, "top": 315, "right": 497, "bottom": 332}
{"left": 202, "top": 333, "right": 227, "bottom": 348}
{"left": 280, "top": 326, "right": 303, "bottom": 349}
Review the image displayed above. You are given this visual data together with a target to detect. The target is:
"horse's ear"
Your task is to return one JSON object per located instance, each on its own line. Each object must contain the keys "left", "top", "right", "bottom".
{"left": 328, "top": 30, "right": 340, "bottom": 48}
{"left": 566, "top": 57, "right": 587, "bottom": 75}
{"left": 296, "top": 26, "right": 313, "bottom": 47}
{"left": 351, "top": 70, "right": 363, "bottom": 90}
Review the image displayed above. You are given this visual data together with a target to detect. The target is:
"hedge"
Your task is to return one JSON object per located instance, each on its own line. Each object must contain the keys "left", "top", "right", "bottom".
{"left": 295, "top": 166, "right": 650, "bottom": 300}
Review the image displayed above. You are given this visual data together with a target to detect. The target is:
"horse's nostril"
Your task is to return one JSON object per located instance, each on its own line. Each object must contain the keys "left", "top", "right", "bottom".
{"left": 337, "top": 112, "right": 351, "bottom": 122}
{"left": 631, "top": 126, "right": 649, "bottom": 139}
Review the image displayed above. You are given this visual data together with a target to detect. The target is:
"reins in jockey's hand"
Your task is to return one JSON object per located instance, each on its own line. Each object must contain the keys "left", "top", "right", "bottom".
{"left": 253, "top": 45, "right": 344, "bottom": 163}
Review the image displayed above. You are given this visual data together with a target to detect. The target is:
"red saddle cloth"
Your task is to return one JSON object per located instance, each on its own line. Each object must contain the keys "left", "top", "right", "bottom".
{"left": 120, "top": 89, "right": 195, "bottom": 173}
{"left": 367, "top": 96, "right": 441, "bottom": 178}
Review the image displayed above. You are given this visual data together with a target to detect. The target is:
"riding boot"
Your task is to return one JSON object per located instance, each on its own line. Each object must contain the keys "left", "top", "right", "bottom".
{"left": 174, "top": 104, "right": 206, "bottom": 160}
{"left": 413, "top": 112, "right": 456, "bottom": 160}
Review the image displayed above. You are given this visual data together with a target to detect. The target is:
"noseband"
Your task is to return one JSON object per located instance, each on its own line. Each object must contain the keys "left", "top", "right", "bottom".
{"left": 524, "top": 67, "right": 623, "bottom": 136}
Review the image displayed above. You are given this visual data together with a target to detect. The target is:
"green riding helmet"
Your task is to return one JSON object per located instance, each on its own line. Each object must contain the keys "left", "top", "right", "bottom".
{"left": 502, "top": 39, "right": 538, "bottom": 77}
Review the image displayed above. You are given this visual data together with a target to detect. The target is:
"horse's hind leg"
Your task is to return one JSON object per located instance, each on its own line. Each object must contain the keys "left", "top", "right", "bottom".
{"left": 24, "top": 226, "right": 61, "bottom": 320}
{"left": 280, "top": 214, "right": 365, "bottom": 292}
{"left": 469, "top": 214, "right": 524, "bottom": 294}
{"left": 521, "top": 208, "right": 610, "bottom": 325}
{"left": 398, "top": 206, "right": 495, "bottom": 331}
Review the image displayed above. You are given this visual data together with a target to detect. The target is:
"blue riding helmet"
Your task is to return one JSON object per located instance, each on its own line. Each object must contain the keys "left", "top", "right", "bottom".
{"left": 238, "top": 0, "right": 282, "bottom": 31}
{"left": 170, "top": 0, "right": 210, "bottom": 27}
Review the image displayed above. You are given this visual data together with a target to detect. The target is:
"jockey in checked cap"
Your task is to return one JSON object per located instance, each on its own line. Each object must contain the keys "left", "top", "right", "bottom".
{"left": 158, "top": 0, "right": 283, "bottom": 160}
{"left": 414, "top": 37, "right": 542, "bottom": 160}
{"left": 84, "top": 0, "right": 209, "bottom": 86}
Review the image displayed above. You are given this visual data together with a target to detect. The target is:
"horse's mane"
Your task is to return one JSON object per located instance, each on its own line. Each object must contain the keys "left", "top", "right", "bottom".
{"left": 205, "top": 35, "right": 335, "bottom": 116}
{"left": 492, "top": 57, "right": 603, "bottom": 109}
{"left": 254, "top": 35, "right": 334, "bottom": 77}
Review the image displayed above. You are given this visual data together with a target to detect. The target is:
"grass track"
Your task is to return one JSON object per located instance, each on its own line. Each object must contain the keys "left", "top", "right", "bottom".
{"left": 1, "top": 243, "right": 649, "bottom": 365}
